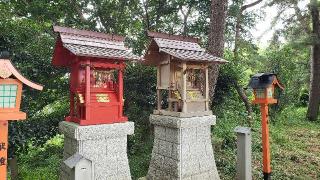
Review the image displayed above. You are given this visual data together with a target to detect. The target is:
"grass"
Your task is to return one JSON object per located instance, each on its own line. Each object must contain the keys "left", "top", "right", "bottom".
{"left": 11, "top": 106, "right": 320, "bottom": 179}
{"left": 12, "top": 135, "right": 63, "bottom": 180}
{"left": 214, "top": 106, "right": 320, "bottom": 179}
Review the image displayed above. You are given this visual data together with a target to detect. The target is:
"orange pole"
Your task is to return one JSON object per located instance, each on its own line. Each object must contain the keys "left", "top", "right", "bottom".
{"left": 0, "top": 121, "right": 8, "bottom": 180}
{"left": 260, "top": 103, "right": 271, "bottom": 180}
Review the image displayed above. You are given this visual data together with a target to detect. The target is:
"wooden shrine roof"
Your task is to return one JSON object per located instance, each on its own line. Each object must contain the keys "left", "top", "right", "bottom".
{"left": 248, "top": 73, "right": 284, "bottom": 90}
{"left": 0, "top": 59, "right": 43, "bottom": 90}
{"left": 52, "top": 26, "right": 140, "bottom": 66}
{"left": 144, "top": 31, "right": 228, "bottom": 64}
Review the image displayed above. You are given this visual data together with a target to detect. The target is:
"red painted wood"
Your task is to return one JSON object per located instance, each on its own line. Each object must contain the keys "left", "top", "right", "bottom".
{"left": 85, "top": 59, "right": 91, "bottom": 123}
{"left": 0, "top": 121, "right": 8, "bottom": 180}
{"left": 260, "top": 104, "right": 271, "bottom": 174}
{"left": 251, "top": 81, "right": 283, "bottom": 178}
{"left": 53, "top": 36, "right": 128, "bottom": 125}
{"left": 0, "top": 58, "right": 43, "bottom": 179}
{"left": 0, "top": 112, "right": 26, "bottom": 121}
{"left": 0, "top": 60, "right": 43, "bottom": 90}
{"left": 88, "top": 62, "right": 126, "bottom": 69}
{"left": 56, "top": 53, "right": 128, "bottom": 125}
{"left": 118, "top": 68, "right": 124, "bottom": 119}
{"left": 69, "top": 91, "right": 74, "bottom": 122}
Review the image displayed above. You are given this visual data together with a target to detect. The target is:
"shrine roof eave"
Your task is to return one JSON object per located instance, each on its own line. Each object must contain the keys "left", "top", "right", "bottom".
{"left": 141, "top": 58, "right": 228, "bottom": 66}
{"left": 52, "top": 41, "right": 142, "bottom": 67}
{"left": 248, "top": 73, "right": 284, "bottom": 90}
{"left": 52, "top": 52, "right": 142, "bottom": 66}
{"left": 142, "top": 49, "right": 228, "bottom": 66}
{"left": 143, "top": 32, "right": 228, "bottom": 66}
{"left": 52, "top": 26, "right": 142, "bottom": 66}
{"left": 0, "top": 59, "right": 43, "bottom": 91}
{"left": 53, "top": 26, "right": 125, "bottom": 42}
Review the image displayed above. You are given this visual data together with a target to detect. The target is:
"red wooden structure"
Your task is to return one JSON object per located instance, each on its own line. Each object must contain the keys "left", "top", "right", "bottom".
{"left": 52, "top": 26, "right": 140, "bottom": 126}
{"left": 0, "top": 57, "right": 43, "bottom": 180}
{"left": 248, "top": 73, "right": 284, "bottom": 180}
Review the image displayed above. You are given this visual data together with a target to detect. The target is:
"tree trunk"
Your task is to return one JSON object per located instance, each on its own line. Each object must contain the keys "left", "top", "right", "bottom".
{"left": 233, "top": 0, "right": 264, "bottom": 59}
{"left": 233, "top": 0, "right": 263, "bottom": 125}
{"left": 307, "top": 0, "right": 320, "bottom": 121}
{"left": 234, "top": 81, "right": 253, "bottom": 126}
{"left": 208, "top": 0, "right": 228, "bottom": 107}
{"left": 180, "top": 5, "right": 191, "bottom": 36}
{"left": 142, "top": 0, "right": 151, "bottom": 30}
{"left": 9, "top": 156, "right": 18, "bottom": 180}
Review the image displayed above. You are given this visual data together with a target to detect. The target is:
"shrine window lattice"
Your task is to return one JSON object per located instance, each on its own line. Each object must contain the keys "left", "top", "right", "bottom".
{"left": 0, "top": 84, "right": 17, "bottom": 108}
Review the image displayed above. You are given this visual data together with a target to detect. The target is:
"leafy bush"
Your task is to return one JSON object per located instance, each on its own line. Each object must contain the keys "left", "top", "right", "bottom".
{"left": 13, "top": 135, "right": 63, "bottom": 180}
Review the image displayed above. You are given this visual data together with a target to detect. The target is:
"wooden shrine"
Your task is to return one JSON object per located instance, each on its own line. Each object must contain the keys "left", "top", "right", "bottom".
{"left": 0, "top": 56, "right": 43, "bottom": 180}
{"left": 143, "top": 31, "right": 227, "bottom": 117}
{"left": 52, "top": 26, "right": 140, "bottom": 126}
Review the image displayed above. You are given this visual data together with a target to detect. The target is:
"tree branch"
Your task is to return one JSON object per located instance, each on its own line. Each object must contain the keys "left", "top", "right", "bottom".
{"left": 241, "top": 0, "right": 263, "bottom": 12}
{"left": 142, "top": 0, "right": 151, "bottom": 30}
{"left": 68, "top": 0, "right": 87, "bottom": 23}
{"left": 234, "top": 0, "right": 264, "bottom": 59}
{"left": 293, "top": 3, "right": 311, "bottom": 34}
{"left": 91, "top": 0, "right": 111, "bottom": 32}
{"left": 155, "top": 0, "right": 165, "bottom": 27}
{"left": 179, "top": 4, "right": 192, "bottom": 35}
{"left": 232, "top": 0, "right": 263, "bottom": 125}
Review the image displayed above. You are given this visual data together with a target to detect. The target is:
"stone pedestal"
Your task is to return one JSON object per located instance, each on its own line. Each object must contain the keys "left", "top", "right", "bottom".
{"left": 147, "top": 115, "right": 220, "bottom": 180}
{"left": 59, "top": 121, "right": 134, "bottom": 180}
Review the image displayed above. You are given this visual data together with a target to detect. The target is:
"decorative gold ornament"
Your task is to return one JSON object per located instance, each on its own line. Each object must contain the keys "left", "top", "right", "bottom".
{"left": 77, "top": 93, "right": 85, "bottom": 103}
{"left": 0, "top": 65, "right": 12, "bottom": 79}
{"left": 172, "top": 91, "right": 181, "bottom": 100}
{"left": 96, "top": 94, "right": 110, "bottom": 103}
{"left": 187, "top": 91, "right": 198, "bottom": 100}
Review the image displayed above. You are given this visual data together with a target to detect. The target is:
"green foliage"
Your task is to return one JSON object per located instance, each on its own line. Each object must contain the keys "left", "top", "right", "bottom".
{"left": 259, "top": 43, "right": 310, "bottom": 108}
{"left": 9, "top": 99, "right": 68, "bottom": 157}
{"left": 11, "top": 103, "right": 319, "bottom": 180}
{"left": 0, "top": 0, "right": 318, "bottom": 179}
{"left": 13, "top": 135, "right": 63, "bottom": 180}
{"left": 124, "top": 63, "right": 156, "bottom": 154}
{"left": 0, "top": 1, "right": 70, "bottom": 158}
{"left": 215, "top": 99, "right": 320, "bottom": 179}
{"left": 129, "top": 138, "right": 153, "bottom": 180}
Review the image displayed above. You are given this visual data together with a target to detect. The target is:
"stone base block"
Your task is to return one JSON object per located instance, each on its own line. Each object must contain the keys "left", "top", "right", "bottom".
{"left": 59, "top": 121, "right": 134, "bottom": 180}
{"left": 147, "top": 115, "right": 220, "bottom": 180}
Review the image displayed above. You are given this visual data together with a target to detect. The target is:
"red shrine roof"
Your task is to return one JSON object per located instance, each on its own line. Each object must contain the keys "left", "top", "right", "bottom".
{"left": 52, "top": 26, "right": 140, "bottom": 66}
{"left": 144, "top": 31, "right": 227, "bottom": 64}
{"left": 0, "top": 59, "right": 43, "bottom": 90}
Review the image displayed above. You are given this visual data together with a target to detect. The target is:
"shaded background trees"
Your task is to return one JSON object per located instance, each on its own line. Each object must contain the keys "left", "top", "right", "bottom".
{"left": 0, "top": 0, "right": 319, "bottom": 179}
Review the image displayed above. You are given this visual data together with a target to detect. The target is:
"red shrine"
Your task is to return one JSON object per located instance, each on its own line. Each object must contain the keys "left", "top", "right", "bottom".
{"left": 52, "top": 26, "right": 140, "bottom": 126}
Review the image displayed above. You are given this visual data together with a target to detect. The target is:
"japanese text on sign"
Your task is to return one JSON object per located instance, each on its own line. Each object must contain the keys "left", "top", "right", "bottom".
{"left": 0, "top": 157, "right": 5, "bottom": 166}
{"left": 0, "top": 142, "right": 6, "bottom": 151}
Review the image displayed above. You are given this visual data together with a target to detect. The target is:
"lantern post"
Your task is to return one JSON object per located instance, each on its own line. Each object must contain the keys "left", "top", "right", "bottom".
{"left": 0, "top": 121, "right": 8, "bottom": 180}
{"left": 248, "top": 73, "right": 284, "bottom": 180}
{"left": 0, "top": 56, "right": 43, "bottom": 180}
